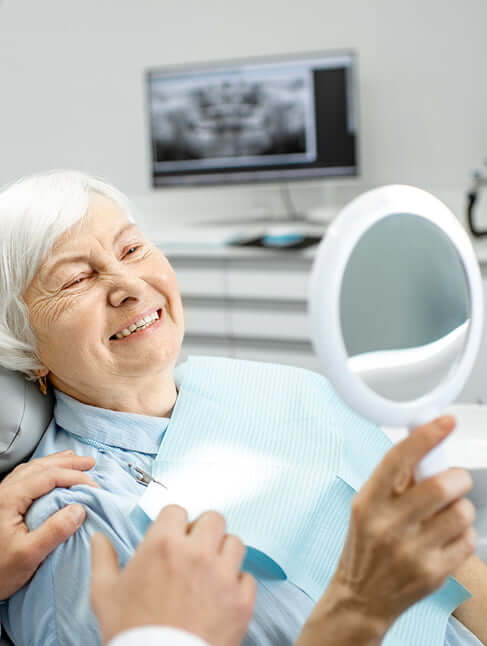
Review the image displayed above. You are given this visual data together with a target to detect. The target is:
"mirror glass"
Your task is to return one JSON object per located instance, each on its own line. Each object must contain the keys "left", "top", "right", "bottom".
{"left": 340, "top": 214, "right": 470, "bottom": 402}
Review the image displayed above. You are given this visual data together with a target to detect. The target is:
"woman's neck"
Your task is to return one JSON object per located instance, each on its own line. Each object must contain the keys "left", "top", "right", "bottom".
{"left": 49, "top": 370, "right": 179, "bottom": 418}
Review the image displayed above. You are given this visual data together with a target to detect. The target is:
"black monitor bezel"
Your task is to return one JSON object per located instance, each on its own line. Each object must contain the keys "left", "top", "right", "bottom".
{"left": 145, "top": 49, "right": 360, "bottom": 189}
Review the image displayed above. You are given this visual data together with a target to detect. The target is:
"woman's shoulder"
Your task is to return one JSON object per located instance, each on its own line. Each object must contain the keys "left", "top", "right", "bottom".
{"left": 31, "top": 419, "right": 98, "bottom": 462}
{"left": 24, "top": 477, "right": 101, "bottom": 533}
{"left": 25, "top": 438, "right": 144, "bottom": 544}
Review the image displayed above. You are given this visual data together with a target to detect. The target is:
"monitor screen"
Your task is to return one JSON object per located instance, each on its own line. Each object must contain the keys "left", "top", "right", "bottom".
{"left": 147, "top": 50, "right": 358, "bottom": 187}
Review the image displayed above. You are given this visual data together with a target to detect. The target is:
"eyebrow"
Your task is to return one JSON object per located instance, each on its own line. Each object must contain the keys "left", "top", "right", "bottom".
{"left": 43, "top": 222, "right": 138, "bottom": 278}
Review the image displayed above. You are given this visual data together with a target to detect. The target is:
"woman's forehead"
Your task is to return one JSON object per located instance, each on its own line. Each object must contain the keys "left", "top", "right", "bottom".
{"left": 52, "top": 197, "right": 135, "bottom": 254}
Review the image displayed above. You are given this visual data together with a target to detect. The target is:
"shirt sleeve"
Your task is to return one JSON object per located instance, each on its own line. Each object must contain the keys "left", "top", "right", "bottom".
{"left": 2, "top": 487, "right": 104, "bottom": 646}
{"left": 108, "top": 626, "right": 211, "bottom": 646}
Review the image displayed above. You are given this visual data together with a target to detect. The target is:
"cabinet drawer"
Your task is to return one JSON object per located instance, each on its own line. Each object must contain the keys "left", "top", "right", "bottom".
{"left": 178, "top": 340, "right": 325, "bottom": 376}
{"left": 226, "top": 268, "right": 310, "bottom": 301}
{"left": 179, "top": 338, "right": 234, "bottom": 363}
{"left": 183, "top": 305, "right": 227, "bottom": 336}
{"left": 229, "top": 307, "right": 310, "bottom": 341}
{"left": 174, "top": 265, "right": 226, "bottom": 298}
{"left": 233, "top": 346, "right": 323, "bottom": 373}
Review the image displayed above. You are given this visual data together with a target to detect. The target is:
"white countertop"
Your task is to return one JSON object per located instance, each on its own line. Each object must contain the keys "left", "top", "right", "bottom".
{"left": 151, "top": 224, "right": 322, "bottom": 259}
{"left": 149, "top": 223, "right": 487, "bottom": 265}
{"left": 473, "top": 239, "right": 487, "bottom": 266}
{"left": 157, "top": 243, "right": 317, "bottom": 259}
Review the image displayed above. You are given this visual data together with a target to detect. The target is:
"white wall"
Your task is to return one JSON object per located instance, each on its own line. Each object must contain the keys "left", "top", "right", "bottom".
{"left": 0, "top": 0, "right": 486, "bottom": 232}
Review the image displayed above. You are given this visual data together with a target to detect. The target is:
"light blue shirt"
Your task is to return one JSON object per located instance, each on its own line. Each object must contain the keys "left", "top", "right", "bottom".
{"left": 0, "top": 388, "right": 481, "bottom": 646}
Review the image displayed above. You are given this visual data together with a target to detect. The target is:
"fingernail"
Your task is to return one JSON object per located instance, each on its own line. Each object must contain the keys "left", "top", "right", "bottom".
{"left": 61, "top": 450, "right": 74, "bottom": 456}
{"left": 438, "top": 415, "right": 455, "bottom": 430}
{"left": 69, "top": 504, "right": 86, "bottom": 524}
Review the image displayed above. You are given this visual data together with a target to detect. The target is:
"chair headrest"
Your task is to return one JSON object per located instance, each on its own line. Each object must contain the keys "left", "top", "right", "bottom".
{"left": 0, "top": 367, "right": 54, "bottom": 474}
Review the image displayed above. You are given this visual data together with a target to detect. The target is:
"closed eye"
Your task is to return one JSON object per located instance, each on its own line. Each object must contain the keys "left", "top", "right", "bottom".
{"left": 63, "top": 275, "right": 88, "bottom": 289}
{"left": 62, "top": 246, "right": 143, "bottom": 289}
{"left": 124, "top": 246, "right": 139, "bottom": 257}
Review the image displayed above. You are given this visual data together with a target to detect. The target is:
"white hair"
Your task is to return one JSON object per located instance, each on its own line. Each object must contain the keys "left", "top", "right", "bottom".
{"left": 0, "top": 169, "right": 136, "bottom": 380}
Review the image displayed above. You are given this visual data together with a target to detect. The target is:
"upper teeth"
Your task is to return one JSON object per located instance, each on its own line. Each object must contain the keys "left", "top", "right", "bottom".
{"left": 114, "top": 311, "right": 159, "bottom": 339}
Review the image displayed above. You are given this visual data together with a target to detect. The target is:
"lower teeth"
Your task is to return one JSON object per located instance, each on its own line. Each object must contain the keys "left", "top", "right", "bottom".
{"left": 133, "top": 323, "right": 149, "bottom": 334}
{"left": 112, "top": 317, "right": 158, "bottom": 340}
{"left": 131, "top": 320, "right": 156, "bottom": 335}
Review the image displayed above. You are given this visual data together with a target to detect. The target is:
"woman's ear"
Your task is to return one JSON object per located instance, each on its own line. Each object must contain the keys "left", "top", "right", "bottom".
{"left": 34, "top": 367, "right": 49, "bottom": 378}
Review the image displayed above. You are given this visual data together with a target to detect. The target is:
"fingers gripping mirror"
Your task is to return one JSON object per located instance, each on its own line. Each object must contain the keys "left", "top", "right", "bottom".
{"left": 309, "top": 185, "right": 484, "bottom": 481}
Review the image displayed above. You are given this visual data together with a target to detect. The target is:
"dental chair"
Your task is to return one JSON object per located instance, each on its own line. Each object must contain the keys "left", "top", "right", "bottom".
{"left": 0, "top": 366, "right": 54, "bottom": 646}
{"left": 0, "top": 367, "right": 53, "bottom": 475}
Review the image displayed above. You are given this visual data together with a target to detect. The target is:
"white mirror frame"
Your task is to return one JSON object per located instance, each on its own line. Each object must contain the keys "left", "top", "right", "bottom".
{"left": 309, "top": 185, "right": 484, "bottom": 430}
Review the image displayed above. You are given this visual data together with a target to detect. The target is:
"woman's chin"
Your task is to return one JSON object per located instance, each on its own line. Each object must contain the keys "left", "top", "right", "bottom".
{"left": 110, "top": 340, "right": 181, "bottom": 368}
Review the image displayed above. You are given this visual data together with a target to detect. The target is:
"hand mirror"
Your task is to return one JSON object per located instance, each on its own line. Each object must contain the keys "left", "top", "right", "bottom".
{"left": 309, "top": 185, "right": 484, "bottom": 480}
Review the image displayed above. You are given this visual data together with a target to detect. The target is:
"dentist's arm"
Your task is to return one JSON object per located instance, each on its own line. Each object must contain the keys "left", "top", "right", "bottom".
{"left": 0, "top": 450, "right": 97, "bottom": 600}
{"left": 107, "top": 628, "right": 208, "bottom": 646}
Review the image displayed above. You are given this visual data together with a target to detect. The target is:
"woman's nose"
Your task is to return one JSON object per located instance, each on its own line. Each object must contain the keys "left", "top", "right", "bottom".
{"left": 106, "top": 268, "right": 146, "bottom": 307}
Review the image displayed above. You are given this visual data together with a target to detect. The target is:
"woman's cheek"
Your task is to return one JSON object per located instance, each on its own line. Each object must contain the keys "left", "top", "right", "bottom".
{"left": 40, "top": 294, "right": 88, "bottom": 347}
{"left": 28, "top": 296, "right": 62, "bottom": 340}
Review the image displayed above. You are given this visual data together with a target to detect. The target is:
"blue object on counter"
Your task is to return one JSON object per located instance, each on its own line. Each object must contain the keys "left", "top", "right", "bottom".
{"left": 262, "top": 233, "right": 305, "bottom": 247}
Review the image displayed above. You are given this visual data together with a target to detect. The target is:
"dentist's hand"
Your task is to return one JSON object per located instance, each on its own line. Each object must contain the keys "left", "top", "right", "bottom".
{"left": 296, "top": 416, "right": 476, "bottom": 645}
{"left": 0, "top": 450, "right": 97, "bottom": 600}
{"left": 91, "top": 506, "right": 256, "bottom": 646}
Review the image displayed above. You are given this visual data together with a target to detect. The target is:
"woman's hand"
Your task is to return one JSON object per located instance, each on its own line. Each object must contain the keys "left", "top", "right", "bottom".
{"left": 91, "top": 505, "right": 256, "bottom": 646}
{"left": 0, "top": 450, "right": 97, "bottom": 600}
{"left": 335, "top": 416, "right": 475, "bottom": 625}
{"left": 301, "top": 416, "right": 476, "bottom": 644}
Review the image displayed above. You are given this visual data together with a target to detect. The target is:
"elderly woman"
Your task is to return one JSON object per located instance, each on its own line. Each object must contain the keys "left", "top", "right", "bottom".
{"left": 0, "top": 170, "right": 485, "bottom": 646}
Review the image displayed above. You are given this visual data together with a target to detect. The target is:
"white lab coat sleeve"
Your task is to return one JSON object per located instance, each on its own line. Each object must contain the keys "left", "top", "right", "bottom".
{"left": 108, "top": 626, "right": 211, "bottom": 646}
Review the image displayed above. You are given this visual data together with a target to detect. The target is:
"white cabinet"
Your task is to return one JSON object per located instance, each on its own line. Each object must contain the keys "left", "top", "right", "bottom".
{"left": 166, "top": 247, "right": 320, "bottom": 373}
{"left": 457, "top": 270, "right": 487, "bottom": 403}
{"left": 175, "top": 263, "right": 226, "bottom": 297}
{"left": 229, "top": 306, "right": 310, "bottom": 340}
{"left": 183, "top": 304, "right": 227, "bottom": 336}
{"left": 226, "top": 267, "right": 310, "bottom": 301}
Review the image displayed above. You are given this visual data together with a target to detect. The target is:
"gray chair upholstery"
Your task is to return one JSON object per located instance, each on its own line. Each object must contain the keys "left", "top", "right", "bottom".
{"left": 0, "top": 366, "right": 54, "bottom": 474}
{"left": 0, "top": 367, "right": 54, "bottom": 644}
{"left": 0, "top": 632, "right": 14, "bottom": 645}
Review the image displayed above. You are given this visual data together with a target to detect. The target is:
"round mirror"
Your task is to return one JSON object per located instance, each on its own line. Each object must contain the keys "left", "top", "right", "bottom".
{"left": 341, "top": 214, "right": 470, "bottom": 402}
{"left": 309, "top": 185, "right": 484, "bottom": 479}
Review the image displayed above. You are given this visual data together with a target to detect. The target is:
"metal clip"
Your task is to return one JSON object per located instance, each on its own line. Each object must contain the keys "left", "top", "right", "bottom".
{"left": 128, "top": 463, "right": 168, "bottom": 489}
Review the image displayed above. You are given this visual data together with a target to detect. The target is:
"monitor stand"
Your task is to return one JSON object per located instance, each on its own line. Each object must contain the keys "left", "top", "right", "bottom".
{"left": 196, "top": 211, "right": 327, "bottom": 228}
{"left": 194, "top": 184, "right": 329, "bottom": 231}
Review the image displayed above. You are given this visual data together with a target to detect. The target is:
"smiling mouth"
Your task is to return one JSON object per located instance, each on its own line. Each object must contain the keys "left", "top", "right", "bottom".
{"left": 109, "top": 308, "right": 162, "bottom": 341}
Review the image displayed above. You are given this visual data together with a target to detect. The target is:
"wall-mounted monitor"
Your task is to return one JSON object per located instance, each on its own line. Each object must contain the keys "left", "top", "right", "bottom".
{"left": 147, "top": 50, "right": 358, "bottom": 187}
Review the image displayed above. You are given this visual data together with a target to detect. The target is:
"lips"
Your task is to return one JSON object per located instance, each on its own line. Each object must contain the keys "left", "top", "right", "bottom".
{"left": 109, "top": 307, "right": 162, "bottom": 340}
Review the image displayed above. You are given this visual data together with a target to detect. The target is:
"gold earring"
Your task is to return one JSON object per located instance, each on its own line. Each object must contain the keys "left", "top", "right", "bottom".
{"left": 38, "top": 375, "right": 48, "bottom": 396}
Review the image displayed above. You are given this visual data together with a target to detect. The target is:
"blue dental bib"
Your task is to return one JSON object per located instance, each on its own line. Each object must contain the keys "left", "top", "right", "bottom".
{"left": 132, "top": 356, "right": 469, "bottom": 645}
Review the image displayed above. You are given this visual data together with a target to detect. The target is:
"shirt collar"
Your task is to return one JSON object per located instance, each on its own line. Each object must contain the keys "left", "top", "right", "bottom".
{"left": 53, "top": 388, "right": 170, "bottom": 454}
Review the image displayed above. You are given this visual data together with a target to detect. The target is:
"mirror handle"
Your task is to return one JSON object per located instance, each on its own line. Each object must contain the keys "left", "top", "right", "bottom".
{"left": 412, "top": 434, "right": 451, "bottom": 482}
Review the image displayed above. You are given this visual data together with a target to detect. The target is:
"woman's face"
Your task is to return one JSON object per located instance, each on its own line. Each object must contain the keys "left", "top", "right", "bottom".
{"left": 23, "top": 194, "right": 185, "bottom": 401}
